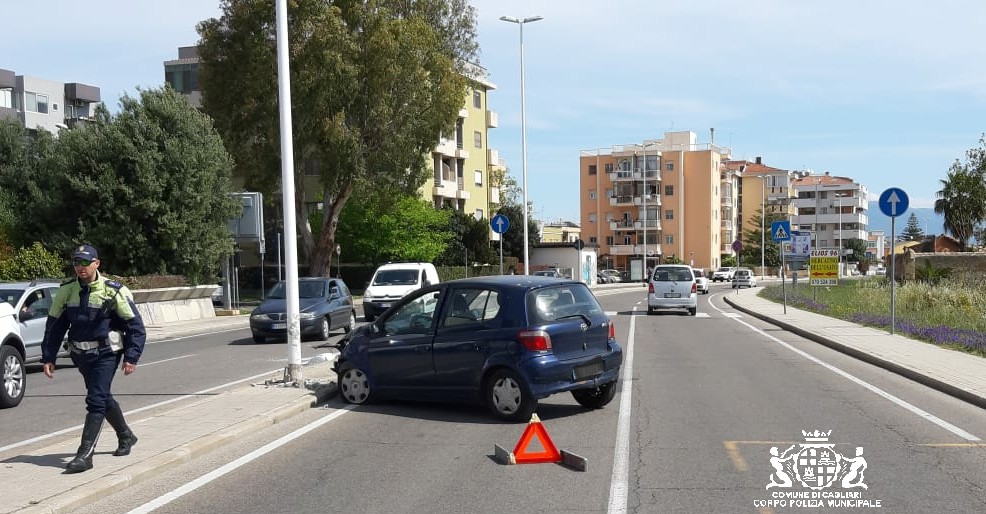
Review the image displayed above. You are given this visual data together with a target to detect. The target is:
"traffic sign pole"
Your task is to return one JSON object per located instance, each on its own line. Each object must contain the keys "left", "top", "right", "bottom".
{"left": 878, "top": 187, "right": 908, "bottom": 336}
{"left": 890, "top": 216, "right": 896, "bottom": 335}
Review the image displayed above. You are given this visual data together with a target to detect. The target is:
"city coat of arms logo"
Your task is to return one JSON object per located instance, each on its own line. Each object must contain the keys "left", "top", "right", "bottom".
{"left": 766, "top": 430, "right": 868, "bottom": 491}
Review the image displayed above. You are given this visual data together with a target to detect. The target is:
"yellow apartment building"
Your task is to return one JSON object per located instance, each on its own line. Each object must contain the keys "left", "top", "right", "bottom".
{"left": 723, "top": 158, "right": 799, "bottom": 257}
{"left": 580, "top": 131, "right": 730, "bottom": 276}
{"left": 539, "top": 221, "right": 582, "bottom": 243}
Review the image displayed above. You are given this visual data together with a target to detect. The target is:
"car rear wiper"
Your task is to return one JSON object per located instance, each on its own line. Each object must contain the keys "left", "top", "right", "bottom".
{"left": 557, "top": 313, "right": 592, "bottom": 326}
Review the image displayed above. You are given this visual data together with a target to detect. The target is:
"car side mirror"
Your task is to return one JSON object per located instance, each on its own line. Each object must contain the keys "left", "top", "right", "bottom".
{"left": 19, "top": 310, "right": 34, "bottom": 322}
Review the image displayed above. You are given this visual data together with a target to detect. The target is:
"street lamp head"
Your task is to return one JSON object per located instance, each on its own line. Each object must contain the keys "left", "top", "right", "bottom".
{"left": 500, "top": 15, "right": 543, "bottom": 24}
{"left": 499, "top": 15, "right": 519, "bottom": 23}
{"left": 523, "top": 16, "right": 544, "bottom": 23}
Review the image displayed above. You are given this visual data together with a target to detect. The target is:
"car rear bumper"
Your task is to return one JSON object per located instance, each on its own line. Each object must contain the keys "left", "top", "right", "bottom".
{"left": 647, "top": 293, "right": 697, "bottom": 309}
{"left": 520, "top": 342, "right": 623, "bottom": 398}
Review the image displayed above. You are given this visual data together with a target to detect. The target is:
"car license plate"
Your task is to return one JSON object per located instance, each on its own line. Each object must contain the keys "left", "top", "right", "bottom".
{"left": 271, "top": 323, "right": 286, "bottom": 330}
{"left": 664, "top": 292, "right": 680, "bottom": 298}
{"left": 380, "top": 303, "right": 390, "bottom": 309}
{"left": 574, "top": 362, "right": 606, "bottom": 380}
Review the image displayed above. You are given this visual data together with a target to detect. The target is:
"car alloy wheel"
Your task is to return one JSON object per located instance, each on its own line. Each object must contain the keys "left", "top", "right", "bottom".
{"left": 318, "top": 318, "right": 330, "bottom": 340}
{"left": 339, "top": 367, "right": 372, "bottom": 404}
{"left": 486, "top": 369, "right": 536, "bottom": 422}
{"left": 1, "top": 345, "right": 25, "bottom": 408}
{"left": 344, "top": 311, "right": 356, "bottom": 333}
{"left": 571, "top": 380, "right": 617, "bottom": 409}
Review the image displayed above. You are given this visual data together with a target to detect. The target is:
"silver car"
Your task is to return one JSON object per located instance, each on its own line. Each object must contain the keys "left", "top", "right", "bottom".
{"left": 647, "top": 265, "right": 698, "bottom": 316}
{"left": 0, "top": 280, "right": 69, "bottom": 364}
{"left": 731, "top": 268, "right": 758, "bottom": 288}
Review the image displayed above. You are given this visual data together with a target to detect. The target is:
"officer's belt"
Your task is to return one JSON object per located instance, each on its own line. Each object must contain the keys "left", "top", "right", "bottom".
{"left": 69, "top": 339, "right": 110, "bottom": 351}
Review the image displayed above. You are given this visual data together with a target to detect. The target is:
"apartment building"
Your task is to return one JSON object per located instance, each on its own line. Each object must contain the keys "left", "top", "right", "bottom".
{"left": 0, "top": 67, "right": 100, "bottom": 133}
{"left": 539, "top": 220, "right": 581, "bottom": 243}
{"left": 580, "top": 131, "right": 730, "bottom": 274}
{"left": 163, "top": 48, "right": 502, "bottom": 236}
{"left": 723, "top": 158, "right": 800, "bottom": 255}
{"left": 791, "top": 172, "right": 869, "bottom": 255}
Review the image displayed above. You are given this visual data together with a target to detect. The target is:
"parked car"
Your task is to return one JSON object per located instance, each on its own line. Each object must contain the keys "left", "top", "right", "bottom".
{"left": 647, "top": 265, "right": 698, "bottom": 316}
{"left": 692, "top": 268, "right": 710, "bottom": 294}
{"left": 1, "top": 302, "right": 25, "bottom": 408}
{"left": 334, "top": 276, "right": 623, "bottom": 421}
{"left": 874, "top": 265, "right": 886, "bottom": 275}
{"left": 711, "top": 267, "right": 736, "bottom": 282}
{"left": 600, "top": 269, "right": 623, "bottom": 283}
{"left": 533, "top": 269, "right": 564, "bottom": 278}
{"left": 731, "top": 268, "right": 758, "bottom": 288}
{"left": 249, "top": 277, "right": 357, "bottom": 343}
{"left": 362, "top": 262, "right": 440, "bottom": 322}
{"left": 0, "top": 279, "right": 69, "bottom": 365}
{"left": 596, "top": 272, "right": 613, "bottom": 284}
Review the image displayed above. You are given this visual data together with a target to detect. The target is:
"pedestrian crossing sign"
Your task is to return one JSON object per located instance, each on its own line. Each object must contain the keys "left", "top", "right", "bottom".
{"left": 771, "top": 220, "right": 792, "bottom": 242}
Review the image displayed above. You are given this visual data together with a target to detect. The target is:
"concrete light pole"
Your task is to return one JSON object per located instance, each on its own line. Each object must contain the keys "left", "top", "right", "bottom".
{"left": 500, "top": 15, "right": 543, "bottom": 275}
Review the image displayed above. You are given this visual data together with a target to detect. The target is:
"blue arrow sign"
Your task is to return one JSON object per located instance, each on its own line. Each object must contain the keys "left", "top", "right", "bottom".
{"left": 771, "top": 220, "right": 791, "bottom": 242}
{"left": 878, "top": 188, "right": 909, "bottom": 218}
{"left": 490, "top": 213, "right": 510, "bottom": 234}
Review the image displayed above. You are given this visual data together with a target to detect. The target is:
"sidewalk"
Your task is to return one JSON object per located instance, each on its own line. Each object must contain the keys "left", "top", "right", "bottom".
{"left": 724, "top": 288, "right": 986, "bottom": 410}
{"left": 3, "top": 317, "right": 338, "bottom": 514}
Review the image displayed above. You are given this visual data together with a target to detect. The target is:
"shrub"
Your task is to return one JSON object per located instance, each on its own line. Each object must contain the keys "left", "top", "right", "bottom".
{"left": 0, "top": 242, "right": 65, "bottom": 281}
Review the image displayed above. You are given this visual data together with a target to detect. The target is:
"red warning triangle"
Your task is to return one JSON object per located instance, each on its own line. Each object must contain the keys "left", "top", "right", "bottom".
{"left": 512, "top": 414, "right": 561, "bottom": 464}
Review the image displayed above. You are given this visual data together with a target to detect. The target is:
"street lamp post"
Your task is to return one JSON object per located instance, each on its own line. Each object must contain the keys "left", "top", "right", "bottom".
{"left": 500, "top": 15, "right": 542, "bottom": 275}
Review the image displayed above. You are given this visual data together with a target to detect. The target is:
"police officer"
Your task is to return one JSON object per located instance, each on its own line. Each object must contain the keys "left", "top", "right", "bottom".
{"left": 41, "top": 244, "right": 147, "bottom": 473}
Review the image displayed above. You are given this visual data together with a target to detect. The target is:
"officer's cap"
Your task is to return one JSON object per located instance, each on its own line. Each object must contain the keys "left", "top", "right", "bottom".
{"left": 72, "top": 244, "right": 99, "bottom": 261}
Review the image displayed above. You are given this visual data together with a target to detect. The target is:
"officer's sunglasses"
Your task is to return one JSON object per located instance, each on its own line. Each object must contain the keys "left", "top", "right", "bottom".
{"left": 73, "top": 259, "right": 94, "bottom": 267}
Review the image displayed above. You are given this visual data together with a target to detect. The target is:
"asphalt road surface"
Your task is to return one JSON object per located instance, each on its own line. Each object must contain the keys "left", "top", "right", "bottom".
{"left": 51, "top": 286, "right": 986, "bottom": 512}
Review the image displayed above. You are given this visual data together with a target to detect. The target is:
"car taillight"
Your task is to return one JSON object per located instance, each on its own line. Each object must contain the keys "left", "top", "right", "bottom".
{"left": 518, "top": 329, "right": 552, "bottom": 351}
{"left": 648, "top": 282, "right": 655, "bottom": 293}
{"left": 691, "top": 282, "right": 697, "bottom": 293}
{"left": 608, "top": 319, "right": 615, "bottom": 339}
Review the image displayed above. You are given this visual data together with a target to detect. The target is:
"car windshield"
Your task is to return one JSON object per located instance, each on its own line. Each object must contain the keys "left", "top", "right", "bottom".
{"left": 264, "top": 281, "right": 326, "bottom": 300}
{"left": 373, "top": 270, "right": 419, "bottom": 286}
{"left": 529, "top": 284, "right": 604, "bottom": 323}
{"left": 653, "top": 268, "right": 693, "bottom": 282}
{"left": 0, "top": 289, "right": 25, "bottom": 307}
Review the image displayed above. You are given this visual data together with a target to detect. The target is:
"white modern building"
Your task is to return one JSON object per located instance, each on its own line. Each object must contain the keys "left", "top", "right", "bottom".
{"left": 0, "top": 67, "right": 100, "bottom": 133}
{"left": 791, "top": 172, "right": 869, "bottom": 255}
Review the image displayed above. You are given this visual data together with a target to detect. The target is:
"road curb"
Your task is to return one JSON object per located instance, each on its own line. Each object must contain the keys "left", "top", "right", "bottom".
{"left": 723, "top": 296, "right": 986, "bottom": 411}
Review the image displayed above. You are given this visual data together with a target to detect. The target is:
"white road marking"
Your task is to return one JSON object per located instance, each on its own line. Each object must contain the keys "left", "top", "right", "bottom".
{"left": 127, "top": 405, "right": 357, "bottom": 514}
{"left": 695, "top": 313, "right": 711, "bottom": 318}
{"left": 709, "top": 295, "right": 981, "bottom": 441}
{"left": 723, "top": 312, "right": 742, "bottom": 318}
{"left": 607, "top": 306, "right": 637, "bottom": 514}
{"left": 138, "top": 354, "right": 194, "bottom": 367}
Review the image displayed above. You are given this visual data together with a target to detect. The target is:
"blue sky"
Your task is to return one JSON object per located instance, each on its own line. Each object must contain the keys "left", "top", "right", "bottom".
{"left": 7, "top": 1, "right": 985, "bottom": 222}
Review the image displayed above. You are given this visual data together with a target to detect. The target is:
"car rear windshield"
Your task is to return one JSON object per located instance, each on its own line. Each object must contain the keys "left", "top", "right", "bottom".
{"left": 653, "top": 268, "right": 693, "bottom": 282}
{"left": 693, "top": 269, "right": 705, "bottom": 277}
{"left": 528, "top": 284, "right": 604, "bottom": 324}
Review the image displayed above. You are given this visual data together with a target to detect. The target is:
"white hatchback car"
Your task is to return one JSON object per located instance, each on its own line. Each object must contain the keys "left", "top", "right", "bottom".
{"left": 692, "top": 268, "right": 710, "bottom": 294}
{"left": 647, "top": 265, "right": 698, "bottom": 316}
{"left": 731, "top": 268, "right": 758, "bottom": 288}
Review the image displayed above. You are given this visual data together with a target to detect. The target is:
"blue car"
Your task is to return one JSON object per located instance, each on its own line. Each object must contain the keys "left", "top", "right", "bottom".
{"left": 334, "top": 276, "right": 623, "bottom": 421}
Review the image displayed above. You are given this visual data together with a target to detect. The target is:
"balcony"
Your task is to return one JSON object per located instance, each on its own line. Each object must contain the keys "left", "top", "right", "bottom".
{"left": 609, "top": 195, "right": 634, "bottom": 206}
{"left": 633, "top": 194, "right": 660, "bottom": 206}
{"left": 432, "top": 181, "right": 457, "bottom": 199}
{"left": 456, "top": 148, "right": 470, "bottom": 159}
{"left": 634, "top": 219, "right": 661, "bottom": 231}
{"left": 609, "top": 220, "right": 635, "bottom": 231}
{"left": 487, "top": 148, "right": 499, "bottom": 166}
{"left": 435, "top": 138, "right": 457, "bottom": 157}
{"left": 608, "top": 170, "right": 634, "bottom": 181}
{"left": 458, "top": 108, "right": 469, "bottom": 119}
{"left": 486, "top": 110, "right": 498, "bottom": 128}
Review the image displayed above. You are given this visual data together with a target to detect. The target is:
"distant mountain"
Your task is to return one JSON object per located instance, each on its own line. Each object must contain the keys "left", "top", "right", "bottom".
{"left": 865, "top": 202, "right": 945, "bottom": 239}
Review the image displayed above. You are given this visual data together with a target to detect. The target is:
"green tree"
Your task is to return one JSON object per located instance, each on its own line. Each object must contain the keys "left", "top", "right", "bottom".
{"left": 842, "top": 237, "right": 867, "bottom": 263}
{"left": 0, "top": 88, "right": 241, "bottom": 283}
{"left": 495, "top": 202, "right": 540, "bottom": 266}
{"left": 935, "top": 135, "right": 986, "bottom": 250}
{"left": 901, "top": 212, "right": 925, "bottom": 241}
{"left": 436, "top": 208, "right": 494, "bottom": 266}
{"left": 335, "top": 194, "right": 451, "bottom": 265}
{"left": 740, "top": 208, "right": 784, "bottom": 267}
{"left": 197, "top": 0, "right": 478, "bottom": 276}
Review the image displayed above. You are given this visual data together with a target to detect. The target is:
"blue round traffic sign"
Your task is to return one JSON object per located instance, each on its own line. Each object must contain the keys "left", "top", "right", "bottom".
{"left": 490, "top": 213, "right": 510, "bottom": 234}
{"left": 878, "top": 188, "right": 909, "bottom": 218}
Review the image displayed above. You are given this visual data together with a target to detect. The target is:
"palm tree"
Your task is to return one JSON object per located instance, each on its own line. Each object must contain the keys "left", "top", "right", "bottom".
{"left": 934, "top": 165, "right": 986, "bottom": 250}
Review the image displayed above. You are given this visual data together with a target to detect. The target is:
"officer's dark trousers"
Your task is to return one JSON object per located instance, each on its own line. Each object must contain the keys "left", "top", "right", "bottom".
{"left": 71, "top": 346, "right": 123, "bottom": 415}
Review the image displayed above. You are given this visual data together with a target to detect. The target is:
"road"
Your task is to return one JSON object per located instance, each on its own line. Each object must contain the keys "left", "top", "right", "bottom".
{"left": 2, "top": 323, "right": 346, "bottom": 452}
{"left": 30, "top": 286, "right": 986, "bottom": 512}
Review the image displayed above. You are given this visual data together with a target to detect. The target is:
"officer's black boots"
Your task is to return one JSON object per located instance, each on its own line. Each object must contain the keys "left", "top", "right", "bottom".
{"left": 66, "top": 413, "right": 104, "bottom": 473}
{"left": 105, "top": 402, "right": 138, "bottom": 456}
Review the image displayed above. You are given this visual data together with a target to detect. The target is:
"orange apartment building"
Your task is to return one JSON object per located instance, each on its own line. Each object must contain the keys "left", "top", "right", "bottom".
{"left": 579, "top": 131, "right": 730, "bottom": 277}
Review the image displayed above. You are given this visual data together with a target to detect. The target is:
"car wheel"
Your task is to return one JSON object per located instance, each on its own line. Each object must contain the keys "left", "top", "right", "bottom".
{"left": 1, "top": 345, "right": 25, "bottom": 409}
{"left": 252, "top": 334, "right": 265, "bottom": 344}
{"left": 344, "top": 311, "right": 356, "bottom": 333}
{"left": 317, "top": 317, "right": 330, "bottom": 340}
{"left": 338, "top": 366, "right": 373, "bottom": 404}
{"left": 485, "top": 368, "right": 536, "bottom": 422}
{"left": 689, "top": 307, "right": 697, "bottom": 316}
{"left": 571, "top": 380, "right": 617, "bottom": 409}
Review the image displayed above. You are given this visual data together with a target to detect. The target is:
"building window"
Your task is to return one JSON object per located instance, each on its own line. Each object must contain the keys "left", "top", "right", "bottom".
{"left": 473, "top": 90, "right": 482, "bottom": 108}
{"left": 666, "top": 235, "right": 674, "bottom": 244}
{"left": 474, "top": 170, "right": 483, "bottom": 186}
{"left": 666, "top": 162, "right": 674, "bottom": 171}
{"left": 588, "top": 164, "right": 597, "bottom": 175}
{"left": 473, "top": 131, "right": 482, "bottom": 148}
{"left": 36, "top": 94, "right": 48, "bottom": 114}
{"left": 665, "top": 210, "right": 674, "bottom": 220}
{"left": 589, "top": 189, "right": 597, "bottom": 200}
{"left": 25, "top": 92, "right": 37, "bottom": 112}
{"left": 605, "top": 236, "right": 614, "bottom": 245}
{"left": 665, "top": 185, "right": 674, "bottom": 196}
{"left": 604, "top": 163, "right": 614, "bottom": 172}
{"left": 590, "top": 236, "right": 598, "bottom": 244}
{"left": 475, "top": 209, "right": 483, "bottom": 220}
{"left": 0, "top": 90, "right": 11, "bottom": 109}
{"left": 589, "top": 213, "right": 597, "bottom": 222}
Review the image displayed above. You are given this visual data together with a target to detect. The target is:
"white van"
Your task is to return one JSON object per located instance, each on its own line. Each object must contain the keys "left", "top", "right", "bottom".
{"left": 362, "top": 263, "right": 440, "bottom": 321}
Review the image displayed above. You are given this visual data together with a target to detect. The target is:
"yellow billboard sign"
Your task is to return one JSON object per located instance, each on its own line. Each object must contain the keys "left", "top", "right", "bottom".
{"left": 810, "top": 250, "right": 839, "bottom": 286}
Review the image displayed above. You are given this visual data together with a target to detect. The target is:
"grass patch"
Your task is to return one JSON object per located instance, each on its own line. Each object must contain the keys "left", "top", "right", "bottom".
{"left": 759, "top": 274, "right": 986, "bottom": 355}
